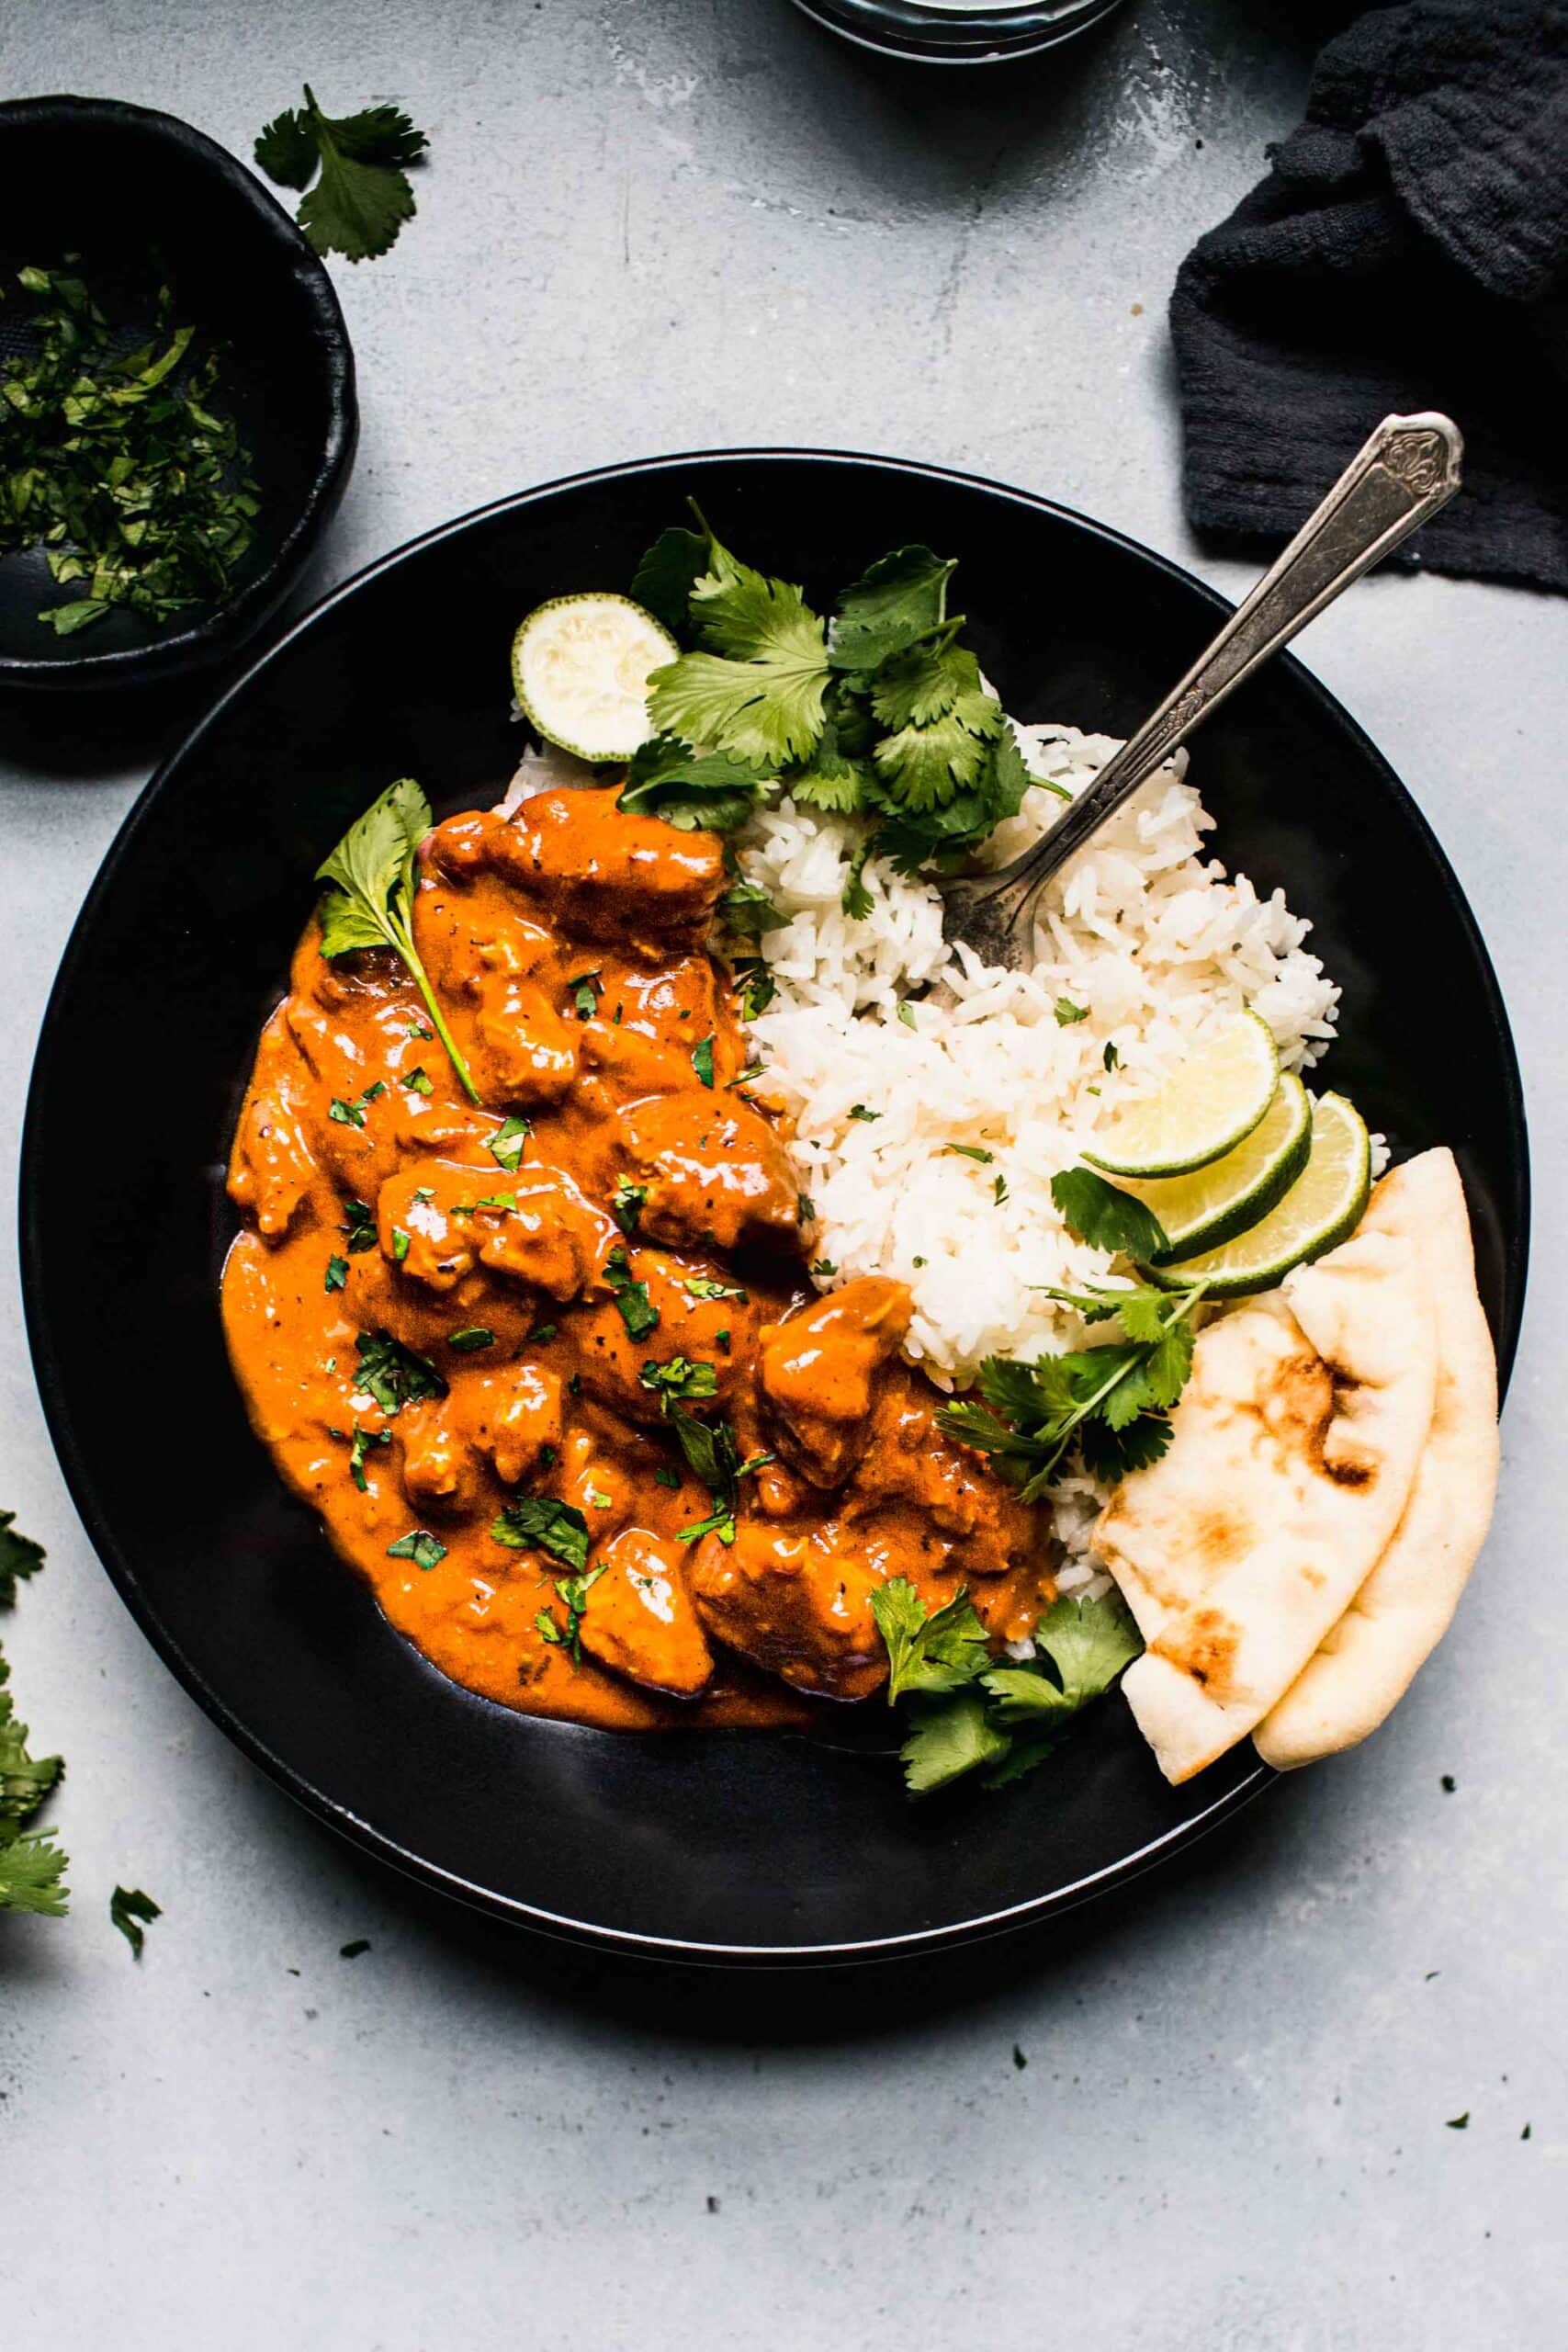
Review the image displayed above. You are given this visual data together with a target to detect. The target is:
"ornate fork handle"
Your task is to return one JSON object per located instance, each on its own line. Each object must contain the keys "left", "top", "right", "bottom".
{"left": 939, "top": 413, "right": 1463, "bottom": 969}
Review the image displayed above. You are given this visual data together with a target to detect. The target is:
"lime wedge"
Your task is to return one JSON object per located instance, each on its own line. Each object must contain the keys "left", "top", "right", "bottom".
{"left": 1143, "top": 1091, "right": 1371, "bottom": 1296}
{"left": 1084, "top": 1010, "right": 1280, "bottom": 1179}
{"left": 512, "top": 594, "right": 677, "bottom": 763}
{"left": 1120, "top": 1073, "right": 1312, "bottom": 1262}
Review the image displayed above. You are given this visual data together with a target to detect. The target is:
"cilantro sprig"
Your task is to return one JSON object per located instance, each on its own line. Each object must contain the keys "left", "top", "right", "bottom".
{"left": 870, "top": 1580, "right": 1143, "bottom": 1795}
{"left": 935, "top": 1167, "right": 1203, "bottom": 1495}
{"left": 0, "top": 1512, "right": 67, "bottom": 1918}
{"left": 618, "top": 506, "right": 1042, "bottom": 876}
{"left": 254, "top": 86, "right": 429, "bottom": 264}
{"left": 314, "top": 779, "right": 479, "bottom": 1101}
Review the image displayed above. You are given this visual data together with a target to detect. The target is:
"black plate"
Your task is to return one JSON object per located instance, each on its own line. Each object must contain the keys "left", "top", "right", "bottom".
{"left": 0, "top": 96, "right": 356, "bottom": 692}
{"left": 20, "top": 452, "right": 1529, "bottom": 1962}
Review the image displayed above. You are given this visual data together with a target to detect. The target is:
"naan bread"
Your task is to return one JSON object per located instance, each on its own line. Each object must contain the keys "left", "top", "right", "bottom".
{"left": 1098, "top": 1225, "right": 1437, "bottom": 1784}
{"left": 1255, "top": 1149, "right": 1498, "bottom": 1770}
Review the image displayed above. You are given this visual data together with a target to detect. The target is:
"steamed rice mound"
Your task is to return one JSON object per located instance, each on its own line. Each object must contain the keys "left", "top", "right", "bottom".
{"left": 739, "top": 723, "right": 1342, "bottom": 1398}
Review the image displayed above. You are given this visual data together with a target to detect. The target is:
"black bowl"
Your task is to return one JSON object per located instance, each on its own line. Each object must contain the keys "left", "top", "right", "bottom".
{"left": 20, "top": 451, "right": 1529, "bottom": 1962}
{"left": 0, "top": 96, "right": 357, "bottom": 692}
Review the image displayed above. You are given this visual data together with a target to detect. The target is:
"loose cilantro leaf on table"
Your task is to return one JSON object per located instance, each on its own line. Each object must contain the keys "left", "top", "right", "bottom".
{"left": 492, "top": 1496, "right": 591, "bottom": 1574}
{"left": 315, "top": 779, "right": 478, "bottom": 1100}
{"left": 0, "top": 1511, "right": 45, "bottom": 1611}
{"left": 255, "top": 85, "right": 428, "bottom": 263}
{"left": 0, "top": 1515, "right": 68, "bottom": 1919}
{"left": 109, "top": 1884, "right": 161, "bottom": 1957}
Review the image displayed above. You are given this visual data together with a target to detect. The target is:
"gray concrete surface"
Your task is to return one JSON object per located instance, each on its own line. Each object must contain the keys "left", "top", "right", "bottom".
{"left": 2, "top": 4, "right": 1563, "bottom": 2346}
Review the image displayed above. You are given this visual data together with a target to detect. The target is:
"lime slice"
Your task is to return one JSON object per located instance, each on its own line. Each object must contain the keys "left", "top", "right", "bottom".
{"left": 1119, "top": 1073, "right": 1312, "bottom": 1262}
{"left": 1084, "top": 1011, "right": 1280, "bottom": 1179}
{"left": 512, "top": 594, "right": 677, "bottom": 763}
{"left": 1143, "top": 1091, "right": 1371, "bottom": 1296}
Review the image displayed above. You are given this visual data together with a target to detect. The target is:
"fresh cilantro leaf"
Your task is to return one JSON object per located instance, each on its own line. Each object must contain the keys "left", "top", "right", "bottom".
{"left": 340, "top": 1198, "right": 378, "bottom": 1252}
{"left": 829, "top": 545, "right": 957, "bottom": 673}
{"left": 387, "top": 1529, "right": 446, "bottom": 1570}
{"left": 871, "top": 1577, "right": 991, "bottom": 1702}
{"left": 604, "top": 1245, "right": 659, "bottom": 1339}
{"left": 692, "top": 1035, "right": 715, "bottom": 1088}
{"left": 1031, "top": 1591, "right": 1143, "bottom": 1704}
{"left": 947, "top": 1143, "right": 994, "bottom": 1164}
{"left": 0, "top": 1511, "right": 45, "bottom": 1610}
{"left": 325, "top": 1254, "right": 349, "bottom": 1293}
{"left": 810, "top": 1260, "right": 837, "bottom": 1279}
{"left": 870, "top": 641, "right": 1003, "bottom": 813}
{"left": 390, "top": 1227, "right": 412, "bottom": 1263}
{"left": 733, "top": 957, "right": 776, "bottom": 1020}
{"left": 1103, "top": 1041, "right": 1121, "bottom": 1072}
{"left": 654, "top": 1466, "right": 682, "bottom": 1489}
{"left": 618, "top": 734, "right": 765, "bottom": 833}
{"left": 402, "top": 1064, "right": 434, "bottom": 1095}
{"left": 848, "top": 1104, "right": 879, "bottom": 1123}
{"left": 447, "top": 1327, "right": 494, "bottom": 1352}
{"left": 631, "top": 524, "right": 711, "bottom": 636}
{"left": 537, "top": 1561, "right": 610, "bottom": 1664}
{"left": 638, "top": 1356, "right": 719, "bottom": 1409}
{"left": 109, "top": 1884, "right": 160, "bottom": 1957}
{"left": 570, "top": 970, "right": 603, "bottom": 1020}
{"left": 492, "top": 1496, "right": 591, "bottom": 1574}
{"left": 868, "top": 725, "right": 1030, "bottom": 873}
{"left": 649, "top": 537, "right": 831, "bottom": 768}
{"left": 0, "top": 1826, "right": 70, "bottom": 1917}
{"left": 684, "top": 1275, "right": 748, "bottom": 1302}
{"left": 612, "top": 1179, "right": 647, "bottom": 1236}
{"left": 1055, "top": 997, "right": 1089, "bottom": 1026}
{"left": 716, "top": 882, "right": 785, "bottom": 939}
{"left": 488, "top": 1115, "right": 530, "bottom": 1171}
{"left": 994, "top": 1174, "right": 1009, "bottom": 1205}
{"left": 346, "top": 1422, "right": 390, "bottom": 1491}
{"left": 1051, "top": 1166, "right": 1169, "bottom": 1263}
{"left": 255, "top": 86, "right": 428, "bottom": 265}
{"left": 353, "top": 1331, "right": 446, "bottom": 1417}
{"left": 254, "top": 107, "right": 319, "bottom": 191}
{"left": 899, "top": 1690, "right": 1011, "bottom": 1794}
{"left": 315, "top": 779, "right": 478, "bottom": 1099}
{"left": 841, "top": 839, "right": 874, "bottom": 922}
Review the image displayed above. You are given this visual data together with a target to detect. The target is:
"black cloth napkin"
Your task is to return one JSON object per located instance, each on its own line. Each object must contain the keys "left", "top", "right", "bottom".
{"left": 1170, "top": 2, "right": 1568, "bottom": 592}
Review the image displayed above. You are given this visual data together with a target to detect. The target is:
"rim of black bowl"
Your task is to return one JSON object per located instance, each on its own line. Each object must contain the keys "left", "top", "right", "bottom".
{"left": 22, "top": 447, "right": 1531, "bottom": 1964}
{"left": 0, "top": 95, "right": 358, "bottom": 694}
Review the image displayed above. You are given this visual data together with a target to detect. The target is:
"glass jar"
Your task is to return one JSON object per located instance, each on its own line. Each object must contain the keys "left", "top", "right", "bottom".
{"left": 789, "top": 0, "right": 1132, "bottom": 63}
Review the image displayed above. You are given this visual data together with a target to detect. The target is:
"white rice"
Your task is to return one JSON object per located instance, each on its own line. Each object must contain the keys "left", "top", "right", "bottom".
{"left": 736, "top": 721, "right": 1351, "bottom": 1574}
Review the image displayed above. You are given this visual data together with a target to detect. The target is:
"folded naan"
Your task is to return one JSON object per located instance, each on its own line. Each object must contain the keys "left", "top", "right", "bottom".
{"left": 1255, "top": 1149, "right": 1498, "bottom": 1770}
{"left": 1098, "top": 1224, "right": 1437, "bottom": 1784}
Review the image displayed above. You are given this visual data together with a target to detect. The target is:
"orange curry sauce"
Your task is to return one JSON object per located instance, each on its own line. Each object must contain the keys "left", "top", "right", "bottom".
{"left": 221, "top": 786, "right": 1057, "bottom": 1731}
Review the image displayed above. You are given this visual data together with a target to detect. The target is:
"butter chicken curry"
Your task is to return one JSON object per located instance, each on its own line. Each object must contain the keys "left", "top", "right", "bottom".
{"left": 222, "top": 786, "right": 1056, "bottom": 1731}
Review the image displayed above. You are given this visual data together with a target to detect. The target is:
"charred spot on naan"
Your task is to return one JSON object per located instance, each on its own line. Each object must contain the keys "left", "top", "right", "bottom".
{"left": 1153, "top": 1608, "right": 1240, "bottom": 1699}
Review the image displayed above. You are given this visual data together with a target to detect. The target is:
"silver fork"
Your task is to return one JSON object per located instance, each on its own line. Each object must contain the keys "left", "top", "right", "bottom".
{"left": 938, "top": 413, "right": 1464, "bottom": 968}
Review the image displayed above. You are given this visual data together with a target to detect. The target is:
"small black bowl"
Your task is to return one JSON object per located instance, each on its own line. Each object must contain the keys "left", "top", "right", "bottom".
{"left": 0, "top": 95, "right": 357, "bottom": 693}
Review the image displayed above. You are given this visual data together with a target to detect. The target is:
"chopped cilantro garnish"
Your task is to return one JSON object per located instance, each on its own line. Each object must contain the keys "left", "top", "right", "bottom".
{"left": 639, "top": 1356, "right": 719, "bottom": 1408}
{"left": 529, "top": 1324, "right": 558, "bottom": 1347}
{"left": 402, "top": 1065, "right": 434, "bottom": 1095}
{"left": 683, "top": 1276, "right": 749, "bottom": 1303}
{"left": 849, "top": 1103, "right": 880, "bottom": 1122}
{"left": 325, "top": 1255, "right": 349, "bottom": 1293}
{"left": 897, "top": 1002, "right": 917, "bottom": 1030}
{"left": 387, "top": 1529, "right": 446, "bottom": 1570}
{"left": 488, "top": 1115, "right": 530, "bottom": 1171}
{"left": 340, "top": 1198, "right": 378, "bottom": 1252}
{"left": 654, "top": 1466, "right": 682, "bottom": 1489}
{"left": 1103, "top": 1041, "right": 1121, "bottom": 1072}
{"left": 946, "top": 1144, "right": 994, "bottom": 1164}
{"left": 810, "top": 1259, "right": 838, "bottom": 1279}
{"left": 586, "top": 1487, "right": 614, "bottom": 1510}
{"left": 447, "top": 1327, "right": 495, "bottom": 1352}
{"left": 692, "top": 1035, "right": 716, "bottom": 1088}
{"left": 109, "top": 1884, "right": 161, "bottom": 1957}
{"left": 716, "top": 882, "right": 785, "bottom": 939}
{"left": 390, "top": 1227, "right": 411, "bottom": 1262}
{"left": 612, "top": 1178, "right": 647, "bottom": 1236}
{"left": 604, "top": 1246, "right": 659, "bottom": 1339}
{"left": 492, "top": 1496, "right": 591, "bottom": 1574}
{"left": 993, "top": 1174, "right": 1009, "bottom": 1205}
{"left": 733, "top": 957, "right": 776, "bottom": 1021}
{"left": 1054, "top": 997, "right": 1089, "bottom": 1026}
{"left": 353, "top": 1332, "right": 446, "bottom": 1417}
{"left": 570, "top": 970, "right": 603, "bottom": 1019}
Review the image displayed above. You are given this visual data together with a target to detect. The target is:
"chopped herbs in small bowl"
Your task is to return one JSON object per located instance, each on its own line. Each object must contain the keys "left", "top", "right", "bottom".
{"left": 0, "top": 96, "right": 357, "bottom": 692}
